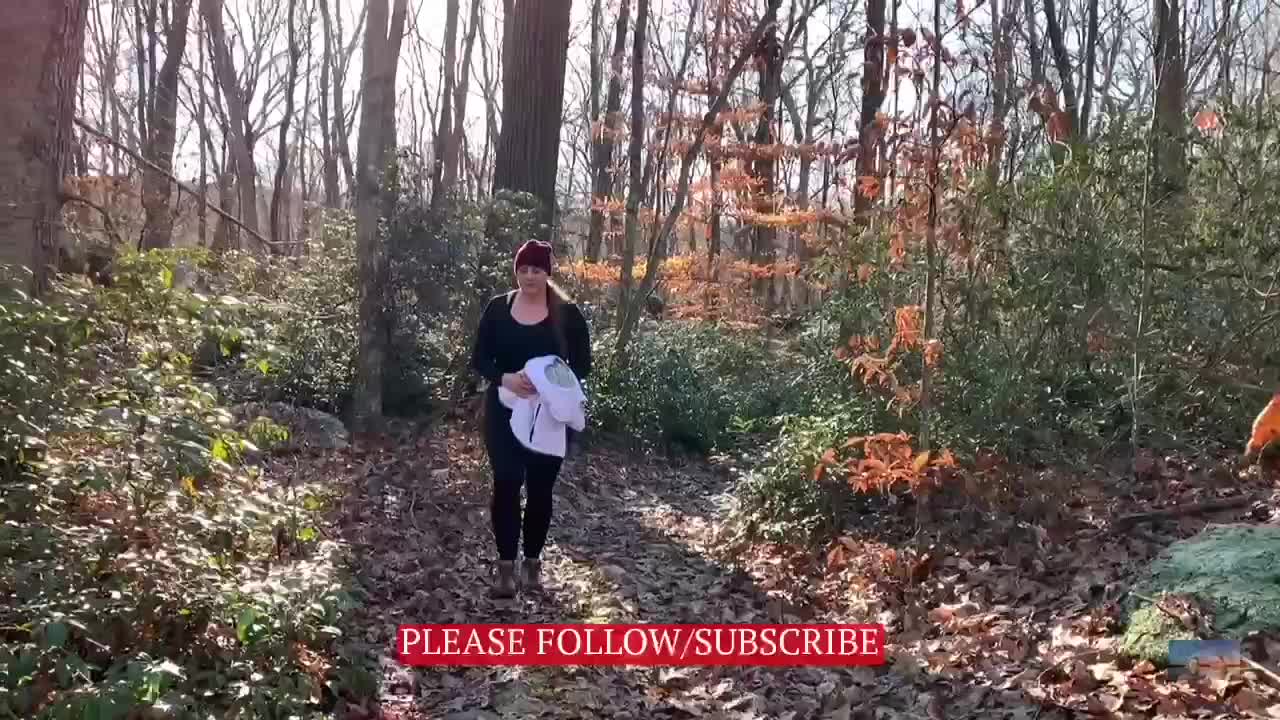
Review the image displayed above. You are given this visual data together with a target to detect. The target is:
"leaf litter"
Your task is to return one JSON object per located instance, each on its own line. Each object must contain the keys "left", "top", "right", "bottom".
{"left": 318, "top": 421, "right": 1280, "bottom": 719}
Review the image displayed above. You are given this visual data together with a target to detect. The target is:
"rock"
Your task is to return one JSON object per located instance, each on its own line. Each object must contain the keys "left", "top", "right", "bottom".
{"left": 230, "top": 401, "right": 350, "bottom": 452}
{"left": 1121, "top": 523, "right": 1280, "bottom": 664}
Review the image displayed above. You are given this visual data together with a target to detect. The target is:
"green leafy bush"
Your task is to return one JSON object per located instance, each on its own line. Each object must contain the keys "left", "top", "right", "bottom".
{"left": 0, "top": 252, "right": 365, "bottom": 719}
{"left": 586, "top": 321, "right": 822, "bottom": 453}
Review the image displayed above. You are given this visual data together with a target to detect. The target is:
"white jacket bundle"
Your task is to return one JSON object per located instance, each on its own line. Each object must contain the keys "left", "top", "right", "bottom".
{"left": 497, "top": 355, "right": 588, "bottom": 458}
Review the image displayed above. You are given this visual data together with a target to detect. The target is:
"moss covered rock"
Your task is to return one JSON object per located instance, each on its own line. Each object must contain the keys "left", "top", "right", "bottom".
{"left": 1120, "top": 523, "right": 1280, "bottom": 664}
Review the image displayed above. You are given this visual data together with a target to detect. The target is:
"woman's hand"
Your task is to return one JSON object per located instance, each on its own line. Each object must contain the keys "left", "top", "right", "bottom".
{"left": 501, "top": 372, "right": 536, "bottom": 398}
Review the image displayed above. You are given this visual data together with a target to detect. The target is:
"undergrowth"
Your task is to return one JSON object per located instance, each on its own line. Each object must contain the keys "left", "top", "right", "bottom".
{"left": 0, "top": 251, "right": 373, "bottom": 719}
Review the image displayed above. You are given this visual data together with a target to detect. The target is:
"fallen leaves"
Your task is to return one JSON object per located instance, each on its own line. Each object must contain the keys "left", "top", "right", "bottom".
{"left": 329, "top": 419, "right": 1280, "bottom": 720}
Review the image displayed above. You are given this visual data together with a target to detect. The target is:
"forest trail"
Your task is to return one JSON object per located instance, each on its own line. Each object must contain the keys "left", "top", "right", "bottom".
{"left": 328, "top": 422, "right": 1055, "bottom": 720}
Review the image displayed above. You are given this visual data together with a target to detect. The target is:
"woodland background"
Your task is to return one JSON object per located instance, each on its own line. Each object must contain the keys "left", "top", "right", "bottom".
{"left": 1, "top": 0, "right": 1279, "bottom": 717}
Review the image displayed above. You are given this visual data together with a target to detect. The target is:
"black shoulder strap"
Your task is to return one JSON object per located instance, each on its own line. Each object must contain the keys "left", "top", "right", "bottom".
{"left": 506, "top": 290, "right": 516, "bottom": 307}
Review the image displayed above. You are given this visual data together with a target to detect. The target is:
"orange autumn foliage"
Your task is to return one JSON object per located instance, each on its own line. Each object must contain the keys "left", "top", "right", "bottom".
{"left": 562, "top": 254, "right": 804, "bottom": 327}
{"left": 1246, "top": 392, "right": 1280, "bottom": 459}
{"left": 813, "top": 431, "right": 957, "bottom": 496}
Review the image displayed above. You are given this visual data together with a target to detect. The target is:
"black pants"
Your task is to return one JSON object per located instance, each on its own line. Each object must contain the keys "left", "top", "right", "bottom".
{"left": 483, "top": 390, "right": 564, "bottom": 561}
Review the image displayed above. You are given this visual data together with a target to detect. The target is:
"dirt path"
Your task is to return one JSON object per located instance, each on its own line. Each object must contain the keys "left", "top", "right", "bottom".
{"left": 329, "top": 423, "right": 1059, "bottom": 720}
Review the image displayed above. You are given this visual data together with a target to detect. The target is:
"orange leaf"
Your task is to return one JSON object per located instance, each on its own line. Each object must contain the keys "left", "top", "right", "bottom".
{"left": 1193, "top": 109, "right": 1221, "bottom": 132}
{"left": 1246, "top": 392, "right": 1280, "bottom": 458}
{"left": 857, "top": 175, "right": 881, "bottom": 199}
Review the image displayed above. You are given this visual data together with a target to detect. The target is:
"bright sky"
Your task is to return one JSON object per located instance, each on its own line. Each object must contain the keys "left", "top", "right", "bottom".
{"left": 83, "top": 0, "right": 1261, "bottom": 211}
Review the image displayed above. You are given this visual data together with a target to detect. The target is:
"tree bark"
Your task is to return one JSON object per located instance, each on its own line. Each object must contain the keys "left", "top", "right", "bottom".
{"left": 587, "top": 0, "right": 630, "bottom": 262}
{"left": 0, "top": 0, "right": 89, "bottom": 295}
{"left": 1152, "top": 0, "right": 1186, "bottom": 203}
{"left": 855, "top": 0, "right": 887, "bottom": 220}
{"left": 270, "top": 0, "right": 301, "bottom": 249}
{"left": 140, "top": 0, "right": 193, "bottom": 251}
{"left": 491, "top": 0, "right": 574, "bottom": 241}
{"left": 202, "top": 0, "right": 262, "bottom": 244}
{"left": 430, "top": 0, "right": 460, "bottom": 209}
{"left": 318, "top": 0, "right": 340, "bottom": 207}
{"left": 617, "top": 0, "right": 648, "bottom": 333}
{"left": 351, "top": 0, "right": 409, "bottom": 431}
{"left": 441, "top": 0, "right": 482, "bottom": 205}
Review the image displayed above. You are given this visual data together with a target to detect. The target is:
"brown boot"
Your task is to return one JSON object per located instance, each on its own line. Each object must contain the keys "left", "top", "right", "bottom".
{"left": 491, "top": 560, "right": 517, "bottom": 598}
{"left": 522, "top": 558, "right": 543, "bottom": 591}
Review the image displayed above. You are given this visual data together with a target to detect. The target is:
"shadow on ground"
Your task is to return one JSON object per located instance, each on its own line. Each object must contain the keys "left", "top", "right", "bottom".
{"left": 330, "top": 421, "right": 1088, "bottom": 720}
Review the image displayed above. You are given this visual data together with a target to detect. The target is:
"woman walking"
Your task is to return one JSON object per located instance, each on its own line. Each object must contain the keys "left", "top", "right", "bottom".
{"left": 469, "top": 239, "right": 592, "bottom": 597}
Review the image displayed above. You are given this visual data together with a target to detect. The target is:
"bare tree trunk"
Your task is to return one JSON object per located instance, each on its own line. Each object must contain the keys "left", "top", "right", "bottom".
{"left": 1079, "top": 0, "right": 1099, "bottom": 135}
{"left": 430, "top": 0, "right": 460, "bottom": 209}
{"left": 197, "top": 8, "right": 209, "bottom": 246}
{"left": 270, "top": 0, "right": 301, "bottom": 249}
{"left": 617, "top": 0, "right": 648, "bottom": 332}
{"left": 351, "top": 0, "right": 409, "bottom": 431}
{"left": 986, "top": 0, "right": 1014, "bottom": 187}
{"left": 140, "top": 0, "right": 192, "bottom": 251}
{"left": 1152, "top": 0, "right": 1186, "bottom": 203}
{"left": 855, "top": 0, "right": 887, "bottom": 219}
{"left": 134, "top": 0, "right": 149, "bottom": 147}
{"left": 587, "top": 0, "right": 630, "bottom": 261}
{"left": 751, "top": 18, "right": 783, "bottom": 267}
{"left": 707, "top": 3, "right": 724, "bottom": 260}
{"left": 491, "top": 0, "right": 574, "bottom": 240}
{"left": 478, "top": 9, "right": 501, "bottom": 197}
{"left": 202, "top": 0, "right": 261, "bottom": 243}
{"left": 920, "top": 0, "right": 942, "bottom": 450}
{"left": 441, "top": 0, "right": 481, "bottom": 205}
{"left": 0, "top": 0, "right": 89, "bottom": 295}
{"left": 318, "top": 0, "right": 340, "bottom": 207}
{"left": 1042, "top": 0, "right": 1080, "bottom": 155}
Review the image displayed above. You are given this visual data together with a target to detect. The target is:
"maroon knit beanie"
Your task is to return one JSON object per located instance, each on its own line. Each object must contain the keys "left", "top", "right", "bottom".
{"left": 514, "top": 240, "right": 553, "bottom": 274}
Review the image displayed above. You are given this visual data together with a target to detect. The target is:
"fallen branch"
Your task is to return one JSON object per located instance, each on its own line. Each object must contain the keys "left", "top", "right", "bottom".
{"left": 74, "top": 117, "right": 298, "bottom": 250}
{"left": 1112, "top": 496, "right": 1254, "bottom": 531}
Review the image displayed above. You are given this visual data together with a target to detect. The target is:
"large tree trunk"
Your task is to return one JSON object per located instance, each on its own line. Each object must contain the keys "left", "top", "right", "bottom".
{"left": 318, "top": 0, "right": 341, "bottom": 207}
{"left": 351, "top": 0, "right": 408, "bottom": 431}
{"left": 855, "top": 0, "right": 886, "bottom": 219}
{"left": 140, "top": 0, "right": 193, "bottom": 251}
{"left": 270, "top": 0, "right": 301, "bottom": 249}
{"left": 202, "top": 0, "right": 261, "bottom": 245}
{"left": 440, "top": 0, "right": 482, "bottom": 205}
{"left": 0, "top": 0, "right": 89, "bottom": 295}
{"left": 491, "top": 0, "right": 573, "bottom": 241}
{"left": 706, "top": 4, "right": 725, "bottom": 260}
{"left": 617, "top": 0, "right": 648, "bottom": 333}
{"left": 587, "top": 0, "right": 630, "bottom": 262}
{"left": 1152, "top": 0, "right": 1186, "bottom": 203}
{"left": 750, "top": 16, "right": 783, "bottom": 307}
{"left": 429, "top": 0, "right": 460, "bottom": 210}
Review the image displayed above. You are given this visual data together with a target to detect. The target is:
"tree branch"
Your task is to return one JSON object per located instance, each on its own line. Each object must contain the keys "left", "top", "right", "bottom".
{"left": 73, "top": 118, "right": 296, "bottom": 248}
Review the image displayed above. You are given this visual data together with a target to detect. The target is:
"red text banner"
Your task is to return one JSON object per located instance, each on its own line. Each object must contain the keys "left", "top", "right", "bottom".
{"left": 397, "top": 624, "right": 885, "bottom": 667}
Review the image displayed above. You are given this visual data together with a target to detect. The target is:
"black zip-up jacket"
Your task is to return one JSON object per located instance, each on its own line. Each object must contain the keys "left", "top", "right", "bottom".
{"left": 470, "top": 291, "right": 592, "bottom": 396}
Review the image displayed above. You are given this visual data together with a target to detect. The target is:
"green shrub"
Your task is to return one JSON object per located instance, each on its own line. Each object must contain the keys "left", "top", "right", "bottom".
{"left": 730, "top": 411, "right": 877, "bottom": 545}
{"left": 0, "top": 252, "right": 364, "bottom": 719}
{"left": 586, "top": 321, "right": 820, "bottom": 453}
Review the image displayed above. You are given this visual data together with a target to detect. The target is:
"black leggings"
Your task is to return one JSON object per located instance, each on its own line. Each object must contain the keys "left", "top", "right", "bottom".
{"left": 483, "top": 391, "right": 564, "bottom": 561}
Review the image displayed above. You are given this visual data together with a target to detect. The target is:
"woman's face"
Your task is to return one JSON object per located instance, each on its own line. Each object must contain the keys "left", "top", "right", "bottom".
{"left": 516, "top": 265, "right": 549, "bottom": 293}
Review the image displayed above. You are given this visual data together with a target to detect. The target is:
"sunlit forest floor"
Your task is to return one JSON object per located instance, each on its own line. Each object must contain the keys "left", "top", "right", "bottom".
{"left": 320, "top": 419, "right": 1280, "bottom": 719}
